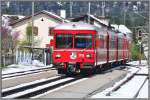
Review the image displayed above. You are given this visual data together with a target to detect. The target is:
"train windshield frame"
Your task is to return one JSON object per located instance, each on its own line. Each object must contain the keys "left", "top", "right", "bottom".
{"left": 75, "top": 34, "right": 92, "bottom": 49}
{"left": 56, "top": 34, "right": 73, "bottom": 48}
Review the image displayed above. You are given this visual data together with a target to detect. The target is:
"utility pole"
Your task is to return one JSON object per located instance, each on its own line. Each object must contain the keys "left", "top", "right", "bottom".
{"left": 31, "top": 1, "right": 34, "bottom": 62}
{"left": 148, "top": 25, "right": 150, "bottom": 67}
{"left": 88, "top": 2, "right": 91, "bottom": 23}
{"left": 124, "top": 9, "right": 127, "bottom": 26}
{"left": 70, "top": 1, "right": 73, "bottom": 17}
{"left": 138, "top": 29, "right": 142, "bottom": 65}
{"left": 0, "top": 0, "right": 1, "bottom": 67}
{"left": 148, "top": 13, "right": 150, "bottom": 100}
{"left": 124, "top": 11, "right": 126, "bottom": 25}
{"left": 148, "top": 3, "right": 150, "bottom": 99}
{"left": 101, "top": 1, "right": 105, "bottom": 17}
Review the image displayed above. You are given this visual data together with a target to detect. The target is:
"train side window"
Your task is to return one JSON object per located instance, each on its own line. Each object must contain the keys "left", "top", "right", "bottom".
{"left": 124, "top": 39, "right": 126, "bottom": 50}
{"left": 104, "top": 36, "right": 107, "bottom": 49}
{"left": 118, "top": 38, "right": 122, "bottom": 49}
{"left": 99, "top": 35, "right": 104, "bottom": 48}
{"left": 110, "top": 35, "right": 116, "bottom": 49}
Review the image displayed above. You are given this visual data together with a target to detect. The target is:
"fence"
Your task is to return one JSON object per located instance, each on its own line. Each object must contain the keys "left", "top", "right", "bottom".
{"left": 1, "top": 48, "right": 52, "bottom": 67}
{"left": 16, "top": 50, "right": 32, "bottom": 65}
{"left": 1, "top": 54, "right": 16, "bottom": 67}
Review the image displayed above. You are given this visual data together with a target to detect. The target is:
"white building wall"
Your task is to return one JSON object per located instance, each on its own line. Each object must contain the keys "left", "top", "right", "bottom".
{"left": 12, "top": 20, "right": 29, "bottom": 41}
{"left": 34, "top": 14, "right": 61, "bottom": 48}
{"left": 12, "top": 14, "right": 62, "bottom": 48}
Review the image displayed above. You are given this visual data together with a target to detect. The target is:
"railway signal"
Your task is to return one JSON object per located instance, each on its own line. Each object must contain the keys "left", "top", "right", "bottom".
{"left": 137, "top": 29, "right": 143, "bottom": 65}
{"left": 138, "top": 30, "right": 142, "bottom": 41}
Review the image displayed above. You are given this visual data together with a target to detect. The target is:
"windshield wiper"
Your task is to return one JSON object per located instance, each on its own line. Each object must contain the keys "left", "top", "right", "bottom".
{"left": 82, "top": 43, "right": 92, "bottom": 51}
{"left": 65, "top": 42, "right": 72, "bottom": 48}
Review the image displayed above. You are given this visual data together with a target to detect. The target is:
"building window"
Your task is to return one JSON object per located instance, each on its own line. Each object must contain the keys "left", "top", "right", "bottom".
{"left": 110, "top": 35, "right": 116, "bottom": 49}
{"left": 49, "top": 27, "right": 54, "bottom": 36}
{"left": 34, "top": 27, "right": 38, "bottom": 36}
{"left": 46, "top": 44, "right": 50, "bottom": 48}
{"left": 26, "top": 25, "right": 38, "bottom": 36}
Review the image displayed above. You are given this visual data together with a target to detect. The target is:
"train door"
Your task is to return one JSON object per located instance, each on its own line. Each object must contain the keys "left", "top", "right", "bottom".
{"left": 123, "top": 34, "right": 126, "bottom": 63}
{"left": 106, "top": 32, "right": 109, "bottom": 63}
{"left": 115, "top": 32, "right": 118, "bottom": 62}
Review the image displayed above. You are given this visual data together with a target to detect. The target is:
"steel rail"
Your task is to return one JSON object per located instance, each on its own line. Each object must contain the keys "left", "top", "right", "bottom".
{"left": 2, "top": 75, "right": 66, "bottom": 97}
{"left": 2, "top": 67, "right": 55, "bottom": 79}
{"left": 105, "top": 67, "right": 140, "bottom": 96}
{"left": 2, "top": 75, "right": 81, "bottom": 99}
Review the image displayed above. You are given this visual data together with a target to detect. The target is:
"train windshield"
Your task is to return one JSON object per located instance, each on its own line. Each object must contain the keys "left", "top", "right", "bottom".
{"left": 56, "top": 34, "right": 73, "bottom": 48}
{"left": 75, "top": 34, "right": 92, "bottom": 49}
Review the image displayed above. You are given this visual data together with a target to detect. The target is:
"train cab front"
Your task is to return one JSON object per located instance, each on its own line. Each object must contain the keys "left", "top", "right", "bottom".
{"left": 51, "top": 31, "right": 96, "bottom": 75}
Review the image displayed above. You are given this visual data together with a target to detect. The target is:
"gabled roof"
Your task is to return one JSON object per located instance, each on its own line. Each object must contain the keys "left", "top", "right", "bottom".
{"left": 10, "top": 10, "right": 70, "bottom": 26}
{"left": 87, "top": 14, "right": 109, "bottom": 26}
{"left": 111, "top": 24, "right": 132, "bottom": 34}
{"left": 71, "top": 14, "right": 113, "bottom": 28}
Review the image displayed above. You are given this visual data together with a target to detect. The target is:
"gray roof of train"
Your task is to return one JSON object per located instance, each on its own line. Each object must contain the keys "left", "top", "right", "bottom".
{"left": 54, "top": 22, "right": 96, "bottom": 30}
{"left": 54, "top": 22, "right": 126, "bottom": 38}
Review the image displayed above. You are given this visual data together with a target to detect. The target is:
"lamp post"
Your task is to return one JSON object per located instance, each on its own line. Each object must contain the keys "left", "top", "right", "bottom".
{"left": 31, "top": 1, "right": 34, "bottom": 62}
{"left": 137, "top": 29, "right": 143, "bottom": 65}
{"left": 88, "top": 2, "right": 91, "bottom": 23}
{"left": 70, "top": 2, "right": 73, "bottom": 17}
{"left": 123, "top": 9, "right": 127, "bottom": 26}
{"left": 101, "top": 1, "right": 105, "bottom": 17}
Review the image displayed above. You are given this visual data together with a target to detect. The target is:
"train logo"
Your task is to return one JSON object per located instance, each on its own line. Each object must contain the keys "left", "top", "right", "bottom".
{"left": 70, "top": 52, "right": 77, "bottom": 59}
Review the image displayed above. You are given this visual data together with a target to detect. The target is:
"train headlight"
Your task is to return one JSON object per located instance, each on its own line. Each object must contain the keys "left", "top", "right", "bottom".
{"left": 86, "top": 54, "right": 91, "bottom": 58}
{"left": 56, "top": 54, "right": 61, "bottom": 58}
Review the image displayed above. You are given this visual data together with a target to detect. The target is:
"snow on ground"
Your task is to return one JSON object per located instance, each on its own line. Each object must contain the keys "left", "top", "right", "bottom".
{"left": 2, "top": 60, "right": 53, "bottom": 75}
{"left": 91, "top": 76, "right": 147, "bottom": 98}
{"left": 137, "top": 80, "right": 148, "bottom": 98}
{"left": 91, "top": 60, "right": 148, "bottom": 98}
{"left": 127, "top": 60, "right": 148, "bottom": 66}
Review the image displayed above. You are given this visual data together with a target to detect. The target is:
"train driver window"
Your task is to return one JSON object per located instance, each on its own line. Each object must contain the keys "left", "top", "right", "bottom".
{"left": 56, "top": 34, "right": 73, "bottom": 48}
{"left": 75, "top": 34, "right": 92, "bottom": 49}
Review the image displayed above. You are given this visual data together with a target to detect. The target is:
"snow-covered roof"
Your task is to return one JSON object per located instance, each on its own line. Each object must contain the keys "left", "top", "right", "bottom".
{"left": 88, "top": 14, "right": 109, "bottom": 26}
{"left": 3, "top": 14, "right": 25, "bottom": 19}
{"left": 111, "top": 24, "right": 132, "bottom": 34}
{"left": 10, "top": 10, "right": 70, "bottom": 26}
{"left": 54, "top": 22, "right": 96, "bottom": 30}
{"left": 42, "top": 10, "right": 70, "bottom": 23}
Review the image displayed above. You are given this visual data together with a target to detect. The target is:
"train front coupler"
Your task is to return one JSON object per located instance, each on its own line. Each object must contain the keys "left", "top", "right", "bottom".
{"left": 67, "top": 62, "right": 81, "bottom": 74}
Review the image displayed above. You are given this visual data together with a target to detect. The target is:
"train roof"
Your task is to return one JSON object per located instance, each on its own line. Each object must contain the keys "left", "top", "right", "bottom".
{"left": 54, "top": 22, "right": 96, "bottom": 30}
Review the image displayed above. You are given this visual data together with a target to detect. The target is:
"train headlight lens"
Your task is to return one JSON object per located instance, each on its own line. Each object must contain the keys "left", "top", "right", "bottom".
{"left": 86, "top": 54, "right": 91, "bottom": 58}
{"left": 56, "top": 54, "right": 61, "bottom": 58}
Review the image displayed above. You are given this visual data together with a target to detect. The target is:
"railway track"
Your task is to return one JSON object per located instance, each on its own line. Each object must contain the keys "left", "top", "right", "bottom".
{"left": 2, "top": 63, "right": 125, "bottom": 79}
{"left": 2, "top": 64, "right": 127, "bottom": 99}
{"left": 2, "top": 67, "right": 56, "bottom": 79}
{"left": 90, "top": 65, "right": 148, "bottom": 98}
{"left": 2, "top": 75, "right": 84, "bottom": 99}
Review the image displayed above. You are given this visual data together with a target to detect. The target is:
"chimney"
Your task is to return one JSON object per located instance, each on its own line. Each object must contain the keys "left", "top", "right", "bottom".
{"left": 60, "top": 10, "right": 66, "bottom": 19}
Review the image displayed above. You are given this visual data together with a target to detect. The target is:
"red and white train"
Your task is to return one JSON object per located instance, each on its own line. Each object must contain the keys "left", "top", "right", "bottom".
{"left": 50, "top": 22, "right": 131, "bottom": 75}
